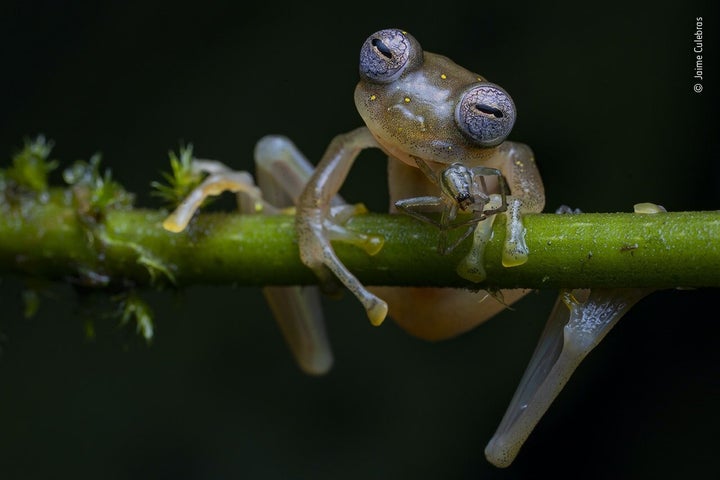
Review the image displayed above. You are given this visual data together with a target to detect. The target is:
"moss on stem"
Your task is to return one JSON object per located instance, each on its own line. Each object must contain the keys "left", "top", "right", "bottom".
{"left": 1, "top": 197, "right": 718, "bottom": 290}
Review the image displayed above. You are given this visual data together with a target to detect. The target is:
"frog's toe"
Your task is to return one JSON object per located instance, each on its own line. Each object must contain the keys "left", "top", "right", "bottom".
{"left": 162, "top": 185, "right": 209, "bottom": 232}
{"left": 297, "top": 218, "right": 388, "bottom": 326}
{"left": 633, "top": 202, "right": 666, "bottom": 214}
{"left": 162, "top": 170, "right": 263, "bottom": 233}
{"left": 457, "top": 194, "right": 504, "bottom": 283}
{"left": 327, "top": 204, "right": 384, "bottom": 255}
{"left": 327, "top": 222, "right": 384, "bottom": 256}
{"left": 366, "top": 298, "right": 389, "bottom": 327}
{"left": 501, "top": 198, "right": 529, "bottom": 267}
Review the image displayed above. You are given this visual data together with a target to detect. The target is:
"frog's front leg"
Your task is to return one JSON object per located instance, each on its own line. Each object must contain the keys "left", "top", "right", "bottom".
{"left": 296, "top": 126, "right": 389, "bottom": 326}
{"left": 490, "top": 141, "right": 545, "bottom": 267}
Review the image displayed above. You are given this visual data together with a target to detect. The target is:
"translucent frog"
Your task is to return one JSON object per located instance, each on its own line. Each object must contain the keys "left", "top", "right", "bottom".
{"left": 162, "top": 29, "right": 656, "bottom": 468}
{"left": 292, "top": 28, "right": 546, "bottom": 340}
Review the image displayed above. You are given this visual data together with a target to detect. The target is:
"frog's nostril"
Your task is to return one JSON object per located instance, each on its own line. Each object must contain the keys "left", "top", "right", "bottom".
{"left": 475, "top": 104, "right": 504, "bottom": 118}
{"left": 371, "top": 38, "right": 393, "bottom": 59}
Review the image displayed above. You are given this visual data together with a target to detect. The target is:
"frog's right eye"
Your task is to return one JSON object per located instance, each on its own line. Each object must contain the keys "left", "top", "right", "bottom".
{"left": 455, "top": 83, "right": 516, "bottom": 147}
{"left": 359, "top": 28, "right": 421, "bottom": 83}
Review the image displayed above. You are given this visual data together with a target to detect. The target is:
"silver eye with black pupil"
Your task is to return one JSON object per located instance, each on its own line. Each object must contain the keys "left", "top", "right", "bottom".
{"left": 359, "top": 28, "right": 421, "bottom": 83}
{"left": 455, "top": 83, "right": 516, "bottom": 147}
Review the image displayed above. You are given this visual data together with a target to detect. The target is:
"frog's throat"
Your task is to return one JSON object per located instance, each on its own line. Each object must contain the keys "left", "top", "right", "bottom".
{"left": 371, "top": 131, "right": 431, "bottom": 169}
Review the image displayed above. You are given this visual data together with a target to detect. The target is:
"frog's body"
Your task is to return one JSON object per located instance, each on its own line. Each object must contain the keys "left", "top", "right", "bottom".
{"left": 162, "top": 29, "right": 653, "bottom": 468}
{"left": 294, "top": 29, "right": 544, "bottom": 337}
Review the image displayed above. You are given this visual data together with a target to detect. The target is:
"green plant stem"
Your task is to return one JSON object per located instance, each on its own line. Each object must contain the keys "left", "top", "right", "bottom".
{"left": 1, "top": 198, "right": 718, "bottom": 290}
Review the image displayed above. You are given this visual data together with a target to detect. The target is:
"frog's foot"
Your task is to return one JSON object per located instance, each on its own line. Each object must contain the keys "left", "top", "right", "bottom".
{"left": 457, "top": 194, "right": 504, "bottom": 283}
{"left": 162, "top": 147, "right": 337, "bottom": 375}
{"left": 484, "top": 287, "right": 653, "bottom": 468}
{"left": 327, "top": 203, "right": 384, "bottom": 255}
{"left": 501, "top": 198, "right": 529, "bottom": 267}
{"left": 162, "top": 162, "right": 265, "bottom": 233}
{"left": 297, "top": 206, "right": 388, "bottom": 326}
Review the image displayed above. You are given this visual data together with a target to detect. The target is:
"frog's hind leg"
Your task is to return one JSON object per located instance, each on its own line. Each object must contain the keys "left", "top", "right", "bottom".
{"left": 254, "top": 136, "right": 339, "bottom": 375}
{"left": 262, "top": 285, "right": 332, "bottom": 375}
{"left": 162, "top": 160, "right": 266, "bottom": 233}
{"left": 162, "top": 138, "right": 335, "bottom": 375}
{"left": 484, "top": 288, "right": 653, "bottom": 467}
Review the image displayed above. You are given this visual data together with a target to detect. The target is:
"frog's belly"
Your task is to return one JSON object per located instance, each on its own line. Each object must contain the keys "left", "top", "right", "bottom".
{"left": 368, "top": 286, "right": 529, "bottom": 340}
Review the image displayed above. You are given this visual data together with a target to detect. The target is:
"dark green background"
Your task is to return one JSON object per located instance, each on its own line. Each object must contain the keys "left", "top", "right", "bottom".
{"left": 1, "top": 1, "right": 718, "bottom": 478}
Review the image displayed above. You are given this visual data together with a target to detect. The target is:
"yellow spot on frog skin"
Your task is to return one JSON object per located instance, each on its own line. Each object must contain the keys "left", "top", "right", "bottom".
{"left": 404, "top": 97, "right": 411, "bottom": 103}
{"left": 370, "top": 94, "right": 376, "bottom": 101}
{"left": 440, "top": 73, "right": 447, "bottom": 79}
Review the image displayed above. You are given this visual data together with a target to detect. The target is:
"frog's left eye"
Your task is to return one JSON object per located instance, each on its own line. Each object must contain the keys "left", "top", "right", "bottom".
{"left": 455, "top": 83, "right": 516, "bottom": 147}
{"left": 359, "top": 28, "right": 422, "bottom": 83}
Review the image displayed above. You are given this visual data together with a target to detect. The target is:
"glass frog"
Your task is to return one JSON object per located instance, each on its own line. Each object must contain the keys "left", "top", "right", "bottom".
{"left": 293, "top": 28, "right": 546, "bottom": 338}
{"left": 162, "top": 29, "right": 654, "bottom": 468}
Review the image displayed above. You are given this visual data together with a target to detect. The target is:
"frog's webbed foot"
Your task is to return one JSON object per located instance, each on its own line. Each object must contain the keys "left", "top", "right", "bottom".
{"left": 485, "top": 201, "right": 668, "bottom": 466}
{"left": 485, "top": 289, "right": 652, "bottom": 467}
{"left": 161, "top": 141, "right": 335, "bottom": 375}
{"left": 484, "top": 287, "right": 654, "bottom": 467}
{"left": 297, "top": 204, "right": 388, "bottom": 326}
{"left": 490, "top": 141, "right": 546, "bottom": 268}
{"left": 456, "top": 194, "right": 504, "bottom": 282}
{"left": 162, "top": 160, "right": 267, "bottom": 233}
{"left": 456, "top": 196, "right": 531, "bottom": 282}
{"left": 302, "top": 202, "right": 385, "bottom": 297}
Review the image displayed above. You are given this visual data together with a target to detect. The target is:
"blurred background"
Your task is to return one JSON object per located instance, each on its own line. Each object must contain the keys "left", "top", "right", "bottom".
{"left": 0, "top": 0, "right": 718, "bottom": 478}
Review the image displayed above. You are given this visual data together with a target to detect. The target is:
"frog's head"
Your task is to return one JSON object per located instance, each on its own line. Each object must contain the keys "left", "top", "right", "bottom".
{"left": 354, "top": 28, "right": 517, "bottom": 167}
